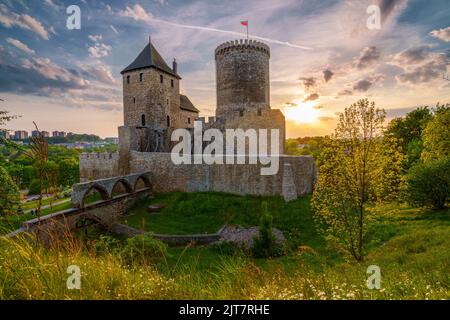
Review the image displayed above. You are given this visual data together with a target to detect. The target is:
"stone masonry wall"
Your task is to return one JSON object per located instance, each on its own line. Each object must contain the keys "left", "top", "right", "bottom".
{"left": 215, "top": 40, "right": 270, "bottom": 119}
{"left": 79, "top": 152, "right": 119, "bottom": 182}
{"left": 123, "top": 68, "right": 180, "bottom": 128}
{"left": 128, "top": 151, "right": 315, "bottom": 197}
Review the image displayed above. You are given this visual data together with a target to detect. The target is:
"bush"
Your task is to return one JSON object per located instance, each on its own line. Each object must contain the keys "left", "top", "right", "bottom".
{"left": 405, "top": 157, "right": 449, "bottom": 209}
{"left": 122, "top": 234, "right": 168, "bottom": 265}
{"left": 252, "top": 202, "right": 284, "bottom": 258}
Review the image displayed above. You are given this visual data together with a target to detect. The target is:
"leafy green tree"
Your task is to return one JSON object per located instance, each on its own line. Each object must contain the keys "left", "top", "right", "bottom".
{"left": 421, "top": 105, "right": 449, "bottom": 162}
{"left": 405, "top": 157, "right": 449, "bottom": 209}
{"left": 385, "top": 106, "right": 433, "bottom": 167}
{"left": 58, "top": 158, "right": 79, "bottom": 187}
{"left": 312, "top": 99, "right": 386, "bottom": 262}
{"left": 372, "top": 136, "right": 405, "bottom": 203}
{"left": 0, "top": 166, "right": 19, "bottom": 216}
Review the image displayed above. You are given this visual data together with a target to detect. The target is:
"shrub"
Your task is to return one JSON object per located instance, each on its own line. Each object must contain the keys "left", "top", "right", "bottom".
{"left": 93, "top": 235, "right": 122, "bottom": 255}
{"left": 404, "top": 157, "right": 449, "bottom": 209}
{"left": 252, "top": 202, "right": 284, "bottom": 258}
{"left": 122, "top": 234, "right": 168, "bottom": 265}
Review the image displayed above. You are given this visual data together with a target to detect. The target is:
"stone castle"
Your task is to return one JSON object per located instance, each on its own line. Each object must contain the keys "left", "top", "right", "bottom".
{"left": 80, "top": 37, "right": 316, "bottom": 200}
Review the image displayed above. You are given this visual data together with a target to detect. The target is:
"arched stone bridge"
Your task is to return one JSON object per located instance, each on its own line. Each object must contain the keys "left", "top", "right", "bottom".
{"left": 71, "top": 172, "right": 152, "bottom": 208}
{"left": 16, "top": 172, "right": 153, "bottom": 242}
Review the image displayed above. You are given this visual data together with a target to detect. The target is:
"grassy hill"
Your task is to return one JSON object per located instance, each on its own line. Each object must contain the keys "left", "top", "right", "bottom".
{"left": 0, "top": 192, "right": 448, "bottom": 299}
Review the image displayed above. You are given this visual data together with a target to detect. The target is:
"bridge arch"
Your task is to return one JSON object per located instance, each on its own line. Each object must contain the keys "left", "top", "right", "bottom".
{"left": 134, "top": 174, "right": 152, "bottom": 192}
{"left": 110, "top": 179, "right": 133, "bottom": 198}
{"left": 81, "top": 184, "right": 110, "bottom": 208}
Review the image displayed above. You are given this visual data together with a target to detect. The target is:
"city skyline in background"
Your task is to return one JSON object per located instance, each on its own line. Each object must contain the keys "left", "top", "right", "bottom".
{"left": 0, "top": 0, "right": 449, "bottom": 138}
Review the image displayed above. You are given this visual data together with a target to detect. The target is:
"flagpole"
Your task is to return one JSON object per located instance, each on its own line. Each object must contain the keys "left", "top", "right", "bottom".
{"left": 247, "top": 23, "right": 249, "bottom": 40}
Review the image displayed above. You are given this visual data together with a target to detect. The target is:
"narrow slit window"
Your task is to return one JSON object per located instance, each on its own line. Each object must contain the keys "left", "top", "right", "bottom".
{"left": 126, "top": 75, "right": 130, "bottom": 84}
{"left": 160, "top": 75, "right": 163, "bottom": 83}
{"left": 139, "top": 73, "right": 144, "bottom": 82}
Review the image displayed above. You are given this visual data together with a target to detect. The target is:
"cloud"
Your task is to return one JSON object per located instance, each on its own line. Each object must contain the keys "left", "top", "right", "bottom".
{"left": 354, "top": 46, "right": 381, "bottom": 70}
{"left": 353, "top": 74, "right": 384, "bottom": 92}
{"left": 0, "top": 5, "right": 50, "bottom": 40}
{"left": 80, "top": 63, "right": 116, "bottom": 84}
{"left": 304, "top": 93, "right": 319, "bottom": 102}
{"left": 323, "top": 69, "right": 334, "bottom": 82}
{"left": 88, "top": 34, "right": 103, "bottom": 42}
{"left": 391, "top": 45, "right": 431, "bottom": 66}
{"left": 118, "top": 4, "right": 312, "bottom": 50}
{"left": 430, "top": 26, "right": 450, "bottom": 42}
{"left": 299, "top": 77, "right": 317, "bottom": 91}
{"left": 6, "top": 38, "right": 35, "bottom": 54}
{"left": 337, "top": 89, "right": 353, "bottom": 96}
{"left": 394, "top": 50, "right": 449, "bottom": 85}
{"left": 396, "top": 56, "right": 448, "bottom": 85}
{"left": 88, "top": 34, "right": 112, "bottom": 58}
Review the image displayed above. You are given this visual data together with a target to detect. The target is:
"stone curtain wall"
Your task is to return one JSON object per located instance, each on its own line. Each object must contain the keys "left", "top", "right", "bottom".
{"left": 79, "top": 152, "right": 119, "bottom": 182}
{"left": 128, "top": 152, "right": 315, "bottom": 198}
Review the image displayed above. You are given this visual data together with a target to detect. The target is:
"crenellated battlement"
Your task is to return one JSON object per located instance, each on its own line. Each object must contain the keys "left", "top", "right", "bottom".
{"left": 80, "top": 152, "right": 119, "bottom": 160}
{"left": 215, "top": 39, "right": 270, "bottom": 58}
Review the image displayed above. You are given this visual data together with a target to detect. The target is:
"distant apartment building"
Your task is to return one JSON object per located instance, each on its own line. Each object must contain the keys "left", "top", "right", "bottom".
{"left": 32, "top": 130, "right": 50, "bottom": 138}
{"left": 52, "top": 131, "right": 66, "bottom": 137}
{"left": 0, "top": 130, "right": 11, "bottom": 139}
{"left": 14, "top": 130, "right": 28, "bottom": 140}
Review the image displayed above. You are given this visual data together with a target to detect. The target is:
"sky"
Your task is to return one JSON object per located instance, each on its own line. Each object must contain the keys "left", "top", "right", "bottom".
{"left": 0, "top": 0, "right": 449, "bottom": 138}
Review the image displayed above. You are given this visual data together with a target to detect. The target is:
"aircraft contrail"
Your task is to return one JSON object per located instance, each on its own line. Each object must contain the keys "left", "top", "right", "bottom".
{"left": 147, "top": 17, "right": 313, "bottom": 50}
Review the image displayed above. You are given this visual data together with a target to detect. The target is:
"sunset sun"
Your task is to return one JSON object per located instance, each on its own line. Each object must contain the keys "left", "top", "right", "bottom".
{"left": 283, "top": 99, "right": 321, "bottom": 124}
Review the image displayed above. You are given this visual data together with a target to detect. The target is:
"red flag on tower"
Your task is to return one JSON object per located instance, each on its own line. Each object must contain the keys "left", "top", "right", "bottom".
{"left": 241, "top": 21, "right": 249, "bottom": 39}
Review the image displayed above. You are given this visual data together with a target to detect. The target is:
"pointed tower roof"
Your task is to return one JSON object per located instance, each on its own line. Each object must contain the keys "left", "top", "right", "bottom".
{"left": 121, "top": 38, "right": 180, "bottom": 78}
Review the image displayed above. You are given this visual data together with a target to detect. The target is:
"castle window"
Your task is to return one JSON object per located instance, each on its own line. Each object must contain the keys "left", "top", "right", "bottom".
{"left": 139, "top": 73, "right": 144, "bottom": 82}
{"left": 188, "top": 118, "right": 191, "bottom": 124}
{"left": 257, "top": 108, "right": 262, "bottom": 116}
{"left": 160, "top": 75, "right": 164, "bottom": 83}
{"left": 166, "top": 115, "right": 170, "bottom": 127}
{"left": 126, "top": 75, "right": 130, "bottom": 84}
{"left": 239, "top": 110, "right": 244, "bottom": 117}
{"left": 133, "top": 97, "right": 136, "bottom": 104}
{"left": 141, "top": 114, "right": 146, "bottom": 126}
{"left": 171, "top": 79, "right": 174, "bottom": 88}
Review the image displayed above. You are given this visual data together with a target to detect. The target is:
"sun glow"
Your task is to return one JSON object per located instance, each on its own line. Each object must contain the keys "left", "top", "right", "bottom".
{"left": 283, "top": 99, "right": 321, "bottom": 124}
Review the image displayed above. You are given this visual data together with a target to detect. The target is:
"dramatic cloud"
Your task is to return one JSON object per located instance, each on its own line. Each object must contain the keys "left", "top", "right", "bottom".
{"left": 391, "top": 45, "right": 431, "bottom": 66}
{"left": 354, "top": 46, "right": 381, "bottom": 70}
{"left": 88, "top": 34, "right": 112, "bottom": 58}
{"left": 353, "top": 74, "right": 384, "bottom": 92}
{"left": 119, "top": 4, "right": 153, "bottom": 22}
{"left": 337, "top": 89, "right": 353, "bottom": 96}
{"left": 6, "top": 38, "right": 35, "bottom": 55}
{"left": 80, "top": 63, "right": 116, "bottom": 85}
{"left": 323, "top": 69, "right": 334, "bottom": 82}
{"left": 304, "top": 93, "right": 319, "bottom": 102}
{"left": 430, "top": 26, "right": 450, "bottom": 42}
{"left": 0, "top": 5, "right": 49, "bottom": 40}
{"left": 396, "top": 56, "right": 448, "bottom": 85}
{"left": 299, "top": 77, "right": 317, "bottom": 91}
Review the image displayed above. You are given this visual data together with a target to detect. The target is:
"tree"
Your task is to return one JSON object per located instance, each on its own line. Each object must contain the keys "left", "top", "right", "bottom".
{"left": 385, "top": 106, "right": 433, "bottom": 167}
{"left": 0, "top": 166, "right": 19, "bottom": 216}
{"left": 405, "top": 157, "right": 449, "bottom": 209}
{"left": 22, "top": 123, "right": 49, "bottom": 212}
{"left": 421, "top": 105, "right": 449, "bottom": 162}
{"left": 312, "top": 99, "right": 386, "bottom": 262}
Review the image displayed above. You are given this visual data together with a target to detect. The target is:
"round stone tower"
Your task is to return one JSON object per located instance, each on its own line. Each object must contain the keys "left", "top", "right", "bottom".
{"left": 215, "top": 39, "right": 270, "bottom": 119}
